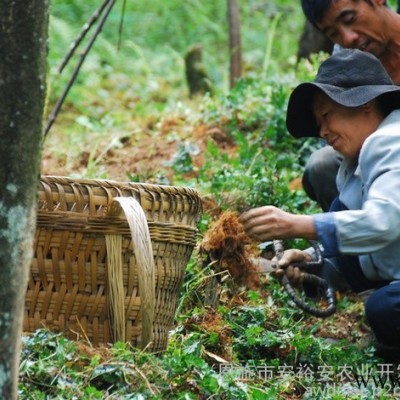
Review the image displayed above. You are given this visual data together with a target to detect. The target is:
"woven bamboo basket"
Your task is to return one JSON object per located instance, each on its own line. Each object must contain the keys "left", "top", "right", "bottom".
{"left": 24, "top": 176, "right": 202, "bottom": 352}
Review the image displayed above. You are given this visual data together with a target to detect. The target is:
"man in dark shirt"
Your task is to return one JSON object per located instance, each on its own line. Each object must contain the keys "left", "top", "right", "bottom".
{"left": 301, "top": 0, "right": 400, "bottom": 211}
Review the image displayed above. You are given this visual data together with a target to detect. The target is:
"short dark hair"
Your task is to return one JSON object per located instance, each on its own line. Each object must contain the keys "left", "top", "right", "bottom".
{"left": 301, "top": 0, "right": 382, "bottom": 26}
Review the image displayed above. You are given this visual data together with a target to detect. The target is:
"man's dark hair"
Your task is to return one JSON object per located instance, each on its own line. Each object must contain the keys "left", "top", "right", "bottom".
{"left": 301, "top": 0, "right": 384, "bottom": 27}
{"left": 301, "top": 0, "right": 331, "bottom": 26}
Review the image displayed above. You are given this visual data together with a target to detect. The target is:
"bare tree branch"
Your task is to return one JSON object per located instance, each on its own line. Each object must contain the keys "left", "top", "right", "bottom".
{"left": 44, "top": 0, "right": 117, "bottom": 138}
{"left": 58, "top": 0, "right": 112, "bottom": 74}
{"left": 117, "top": 0, "right": 127, "bottom": 51}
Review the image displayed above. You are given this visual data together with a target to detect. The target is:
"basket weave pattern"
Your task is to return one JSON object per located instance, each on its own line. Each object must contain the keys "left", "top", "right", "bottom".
{"left": 25, "top": 176, "right": 202, "bottom": 352}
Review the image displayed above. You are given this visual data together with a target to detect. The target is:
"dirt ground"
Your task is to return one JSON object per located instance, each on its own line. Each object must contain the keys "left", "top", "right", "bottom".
{"left": 41, "top": 116, "right": 237, "bottom": 182}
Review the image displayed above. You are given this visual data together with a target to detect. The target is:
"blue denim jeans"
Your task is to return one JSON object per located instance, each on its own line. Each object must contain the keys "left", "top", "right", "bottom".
{"left": 365, "top": 282, "right": 400, "bottom": 346}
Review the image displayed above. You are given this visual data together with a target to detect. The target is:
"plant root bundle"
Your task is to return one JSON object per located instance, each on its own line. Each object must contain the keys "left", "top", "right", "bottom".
{"left": 199, "top": 211, "right": 261, "bottom": 289}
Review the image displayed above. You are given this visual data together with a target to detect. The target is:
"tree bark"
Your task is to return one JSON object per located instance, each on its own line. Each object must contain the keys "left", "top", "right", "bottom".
{"left": 0, "top": 0, "right": 49, "bottom": 398}
{"left": 227, "top": 0, "right": 242, "bottom": 88}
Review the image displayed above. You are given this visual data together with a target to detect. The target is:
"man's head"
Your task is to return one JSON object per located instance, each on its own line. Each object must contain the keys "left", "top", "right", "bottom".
{"left": 286, "top": 49, "right": 400, "bottom": 140}
{"left": 301, "top": 0, "right": 393, "bottom": 58}
{"left": 301, "top": 0, "right": 381, "bottom": 26}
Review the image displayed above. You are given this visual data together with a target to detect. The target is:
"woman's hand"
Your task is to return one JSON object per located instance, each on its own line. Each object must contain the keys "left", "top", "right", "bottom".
{"left": 271, "top": 249, "right": 312, "bottom": 284}
{"left": 240, "top": 205, "right": 316, "bottom": 242}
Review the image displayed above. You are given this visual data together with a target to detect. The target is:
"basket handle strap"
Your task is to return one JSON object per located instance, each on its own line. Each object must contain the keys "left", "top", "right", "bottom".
{"left": 108, "top": 197, "right": 155, "bottom": 349}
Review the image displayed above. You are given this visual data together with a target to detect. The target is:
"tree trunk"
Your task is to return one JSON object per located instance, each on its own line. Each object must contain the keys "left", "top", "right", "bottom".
{"left": 0, "top": 0, "right": 49, "bottom": 398}
{"left": 227, "top": 0, "right": 242, "bottom": 88}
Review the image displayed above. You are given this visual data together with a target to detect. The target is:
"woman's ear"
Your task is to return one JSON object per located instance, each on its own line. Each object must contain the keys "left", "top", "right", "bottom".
{"left": 372, "top": 0, "right": 387, "bottom": 6}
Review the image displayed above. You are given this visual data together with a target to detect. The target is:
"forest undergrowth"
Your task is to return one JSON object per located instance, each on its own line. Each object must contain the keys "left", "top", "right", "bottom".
{"left": 20, "top": 1, "right": 400, "bottom": 399}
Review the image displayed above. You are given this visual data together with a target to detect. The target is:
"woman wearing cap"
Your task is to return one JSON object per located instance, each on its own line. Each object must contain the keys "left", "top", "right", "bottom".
{"left": 240, "top": 49, "right": 400, "bottom": 358}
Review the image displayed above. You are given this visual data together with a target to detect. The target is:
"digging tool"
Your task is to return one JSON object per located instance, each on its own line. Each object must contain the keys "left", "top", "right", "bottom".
{"left": 255, "top": 240, "right": 336, "bottom": 318}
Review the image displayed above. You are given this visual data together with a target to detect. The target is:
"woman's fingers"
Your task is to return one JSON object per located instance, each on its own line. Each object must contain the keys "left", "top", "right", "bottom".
{"left": 286, "top": 266, "right": 303, "bottom": 284}
{"left": 273, "top": 249, "right": 311, "bottom": 268}
{"left": 271, "top": 249, "right": 310, "bottom": 285}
